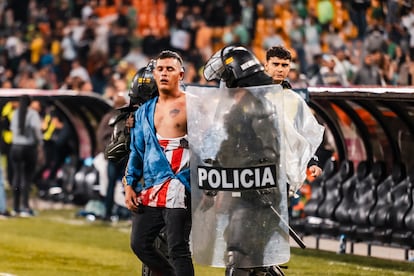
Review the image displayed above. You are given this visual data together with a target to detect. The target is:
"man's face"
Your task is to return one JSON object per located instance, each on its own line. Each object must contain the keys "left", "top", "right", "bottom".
{"left": 153, "top": 57, "right": 184, "bottom": 93}
{"left": 30, "top": 101, "right": 42, "bottom": 112}
{"left": 265, "top": 56, "right": 291, "bottom": 84}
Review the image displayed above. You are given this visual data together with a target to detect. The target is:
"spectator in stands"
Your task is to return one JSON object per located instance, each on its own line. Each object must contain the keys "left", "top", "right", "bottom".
{"left": 304, "top": 14, "right": 322, "bottom": 67}
{"left": 261, "top": 0, "right": 276, "bottom": 19}
{"left": 240, "top": 0, "right": 255, "bottom": 39}
{"left": 309, "top": 54, "right": 347, "bottom": 86}
{"left": 69, "top": 59, "right": 90, "bottom": 83}
{"left": 347, "top": 0, "right": 370, "bottom": 41}
{"left": 364, "top": 26, "right": 387, "bottom": 58}
{"left": 352, "top": 49, "right": 383, "bottom": 85}
{"left": 88, "top": 52, "right": 112, "bottom": 95}
{"left": 123, "top": 44, "right": 149, "bottom": 70}
{"left": 262, "top": 25, "right": 284, "bottom": 52}
{"left": 80, "top": 80, "right": 94, "bottom": 92}
{"left": 77, "top": 15, "right": 96, "bottom": 67}
{"left": 108, "top": 22, "right": 131, "bottom": 59}
{"left": 10, "top": 95, "right": 43, "bottom": 217}
{"left": 397, "top": 51, "right": 414, "bottom": 86}
{"left": 0, "top": 0, "right": 412, "bottom": 96}
{"left": 316, "top": 0, "right": 334, "bottom": 32}
{"left": 5, "top": 28, "right": 26, "bottom": 75}
{"left": 195, "top": 18, "right": 213, "bottom": 63}
{"left": 55, "top": 0, "right": 72, "bottom": 23}
{"left": 402, "top": 5, "right": 414, "bottom": 59}
{"left": 289, "top": 11, "right": 307, "bottom": 74}
{"left": 222, "top": 16, "right": 250, "bottom": 46}
{"left": 323, "top": 25, "right": 346, "bottom": 53}
{"left": 333, "top": 46, "right": 356, "bottom": 86}
{"left": 30, "top": 32, "right": 45, "bottom": 69}
{"left": 60, "top": 28, "right": 78, "bottom": 80}
{"left": 287, "top": 63, "right": 308, "bottom": 89}
{"left": 204, "top": 1, "right": 228, "bottom": 27}
{"left": 378, "top": 52, "right": 397, "bottom": 85}
{"left": 169, "top": 7, "right": 193, "bottom": 57}
{"left": 81, "top": 0, "right": 97, "bottom": 23}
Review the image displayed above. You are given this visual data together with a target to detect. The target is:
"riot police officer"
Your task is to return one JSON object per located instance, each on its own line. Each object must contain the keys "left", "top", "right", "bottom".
{"left": 104, "top": 60, "right": 158, "bottom": 162}
{"left": 201, "top": 45, "right": 324, "bottom": 276}
{"left": 203, "top": 45, "right": 285, "bottom": 276}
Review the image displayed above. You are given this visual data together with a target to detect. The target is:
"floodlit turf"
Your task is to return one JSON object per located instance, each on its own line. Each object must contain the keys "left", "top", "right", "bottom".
{"left": 1, "top": 208, "right": 414, "bottom": 275}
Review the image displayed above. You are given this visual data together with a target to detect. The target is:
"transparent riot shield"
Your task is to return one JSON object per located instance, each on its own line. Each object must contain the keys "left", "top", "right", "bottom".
{"left": 187, "top": 84, "right": 292, "bottom": 269}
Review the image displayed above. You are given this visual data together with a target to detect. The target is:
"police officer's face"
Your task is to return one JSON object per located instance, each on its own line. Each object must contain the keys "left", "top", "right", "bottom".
{"left": 265, "top": 56, "right": 291, "bottom": 84}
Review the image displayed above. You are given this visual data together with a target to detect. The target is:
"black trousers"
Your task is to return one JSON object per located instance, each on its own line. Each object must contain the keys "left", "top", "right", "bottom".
{"left": 105, "top": 158, "right": 126, "bottom": 218}
{"left": 130, "top": 205, "right": 194, "bottom": 276}
{"left": 10, "top": 144, "right": 37, "bottom": 211}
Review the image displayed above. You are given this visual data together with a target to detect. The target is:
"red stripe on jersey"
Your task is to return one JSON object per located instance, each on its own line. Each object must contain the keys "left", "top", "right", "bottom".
{"left": 156, "top": 180, "right": 170, "bottom": 207}
{"left": 141, "top": 187, "right": 152, "bottom": 206}
{"left": 138, "top": 135, "right": 188, "bottom": 208}
{"left": 170, "top": 147, "right": 184, "bottom": 173}
{"left": 159, "top": 139, "right": 169, "bottom": 150}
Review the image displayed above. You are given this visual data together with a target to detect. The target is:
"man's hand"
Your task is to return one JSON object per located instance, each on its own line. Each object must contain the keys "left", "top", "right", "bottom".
{"left": 125, "top": 112, "right": 135, "bottom": 129}
{"left": 124, "top": 185, "right": 140, "bottom": 211}
{"left": 309, "top": 165, "right": 322, "bottom": 178}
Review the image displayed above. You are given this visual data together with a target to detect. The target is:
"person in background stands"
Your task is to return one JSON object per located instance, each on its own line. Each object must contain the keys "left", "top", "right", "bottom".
{"left": 9, "top": 95, "right": 43, "bottom": 217}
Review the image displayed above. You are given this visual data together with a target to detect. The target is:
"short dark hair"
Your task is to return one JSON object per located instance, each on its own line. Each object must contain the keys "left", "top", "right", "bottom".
{"left": 266, "top": 45, "right": 292, "bottom": 61}
{"left": 156, "top": 50, "right": 183, "bottom": 66}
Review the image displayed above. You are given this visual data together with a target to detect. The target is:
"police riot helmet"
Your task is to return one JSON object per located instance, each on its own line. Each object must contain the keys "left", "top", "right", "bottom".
{"left": 128, "top": 60, "right": 158, "bottom": 106}
{"left": 203, "top": 45, "right": 267, "bottom": 88}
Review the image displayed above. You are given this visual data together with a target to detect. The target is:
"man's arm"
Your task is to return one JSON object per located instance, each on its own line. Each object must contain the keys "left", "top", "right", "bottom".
{"left": 283, "top": 79, "right": 324, "bottom": 178}
{"left": 123, "top": 110, "right": 145, "bottom": 210}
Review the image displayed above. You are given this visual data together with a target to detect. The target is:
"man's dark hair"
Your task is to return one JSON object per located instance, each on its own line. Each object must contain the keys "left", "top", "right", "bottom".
{"left": 156, "top": 50, "right": 183, "bottom": 66}
{"left": 266, "top": 45, "right": 292, "bottom": 62}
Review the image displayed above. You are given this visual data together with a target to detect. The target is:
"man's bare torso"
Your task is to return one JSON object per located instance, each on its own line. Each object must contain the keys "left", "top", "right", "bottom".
{"left": 154, "top": 93, "right": 187, "bottom": 138}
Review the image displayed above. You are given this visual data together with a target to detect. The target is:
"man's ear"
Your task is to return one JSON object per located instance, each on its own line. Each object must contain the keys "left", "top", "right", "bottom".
{"left": 179, "top": 70, "right": 184, "bottom": 81}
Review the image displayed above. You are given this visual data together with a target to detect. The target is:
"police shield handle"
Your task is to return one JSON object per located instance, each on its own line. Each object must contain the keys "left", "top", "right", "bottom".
{"left": 199, "top": 192, "right": 215, "bottom": 212}
{"left": 259, "top": 191, "right": 306, "bottom": 249}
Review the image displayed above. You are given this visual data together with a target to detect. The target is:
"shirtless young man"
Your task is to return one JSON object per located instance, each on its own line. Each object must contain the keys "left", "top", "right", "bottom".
{"left": 123, "top": 50, "right": 194, "bottom": 276}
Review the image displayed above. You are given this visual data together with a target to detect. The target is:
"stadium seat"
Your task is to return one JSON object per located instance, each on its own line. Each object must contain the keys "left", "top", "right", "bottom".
{"left": 302, "top": 159, "right": 337, "bottom": 235}
{"left": 389, "top": 172, "right": 414, "bottom": 247}
{"left": 370, "top": 163, "right": 407, "bottom": 244}
{"left": 335, "top": 161, "right": 370, "bottom": 241}
{"left": 402, "top": 187, "right": 414, "bottom": 248}
{"left": 351, "top": 161, "right": 386, "bottom": 242}
{"left": 318, "top": 159, "right": 354, "bottom": 238}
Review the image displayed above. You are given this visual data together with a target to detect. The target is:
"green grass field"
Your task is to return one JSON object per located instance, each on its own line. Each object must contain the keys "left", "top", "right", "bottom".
{"left": 1, "top": 208, "right": 414, "bottom": 276}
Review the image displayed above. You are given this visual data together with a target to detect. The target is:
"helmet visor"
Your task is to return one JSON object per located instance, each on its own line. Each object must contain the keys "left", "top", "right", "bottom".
{"left": 203, "top": 46, "right": 235, "bottom": 81}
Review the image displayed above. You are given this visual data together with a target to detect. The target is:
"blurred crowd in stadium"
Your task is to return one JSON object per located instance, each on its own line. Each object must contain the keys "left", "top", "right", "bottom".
{"left": 0, "top": 0, "right": 412, "bottom": 97}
